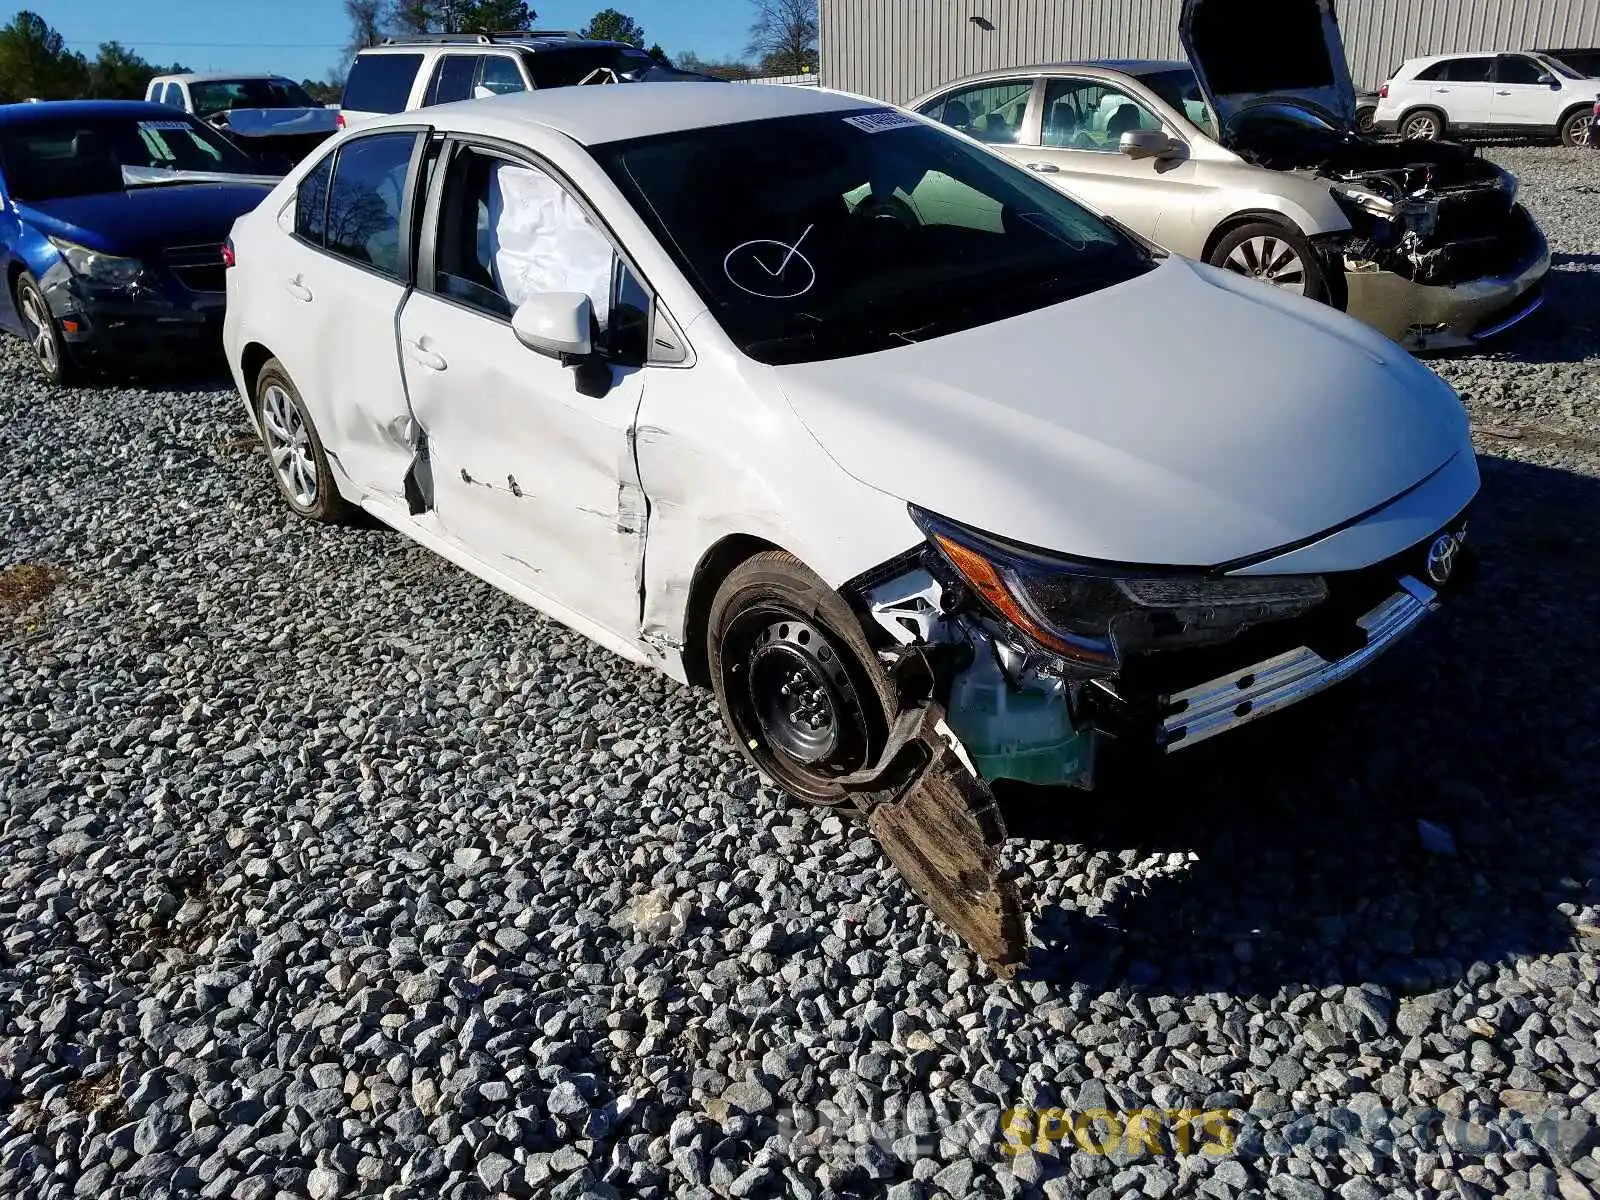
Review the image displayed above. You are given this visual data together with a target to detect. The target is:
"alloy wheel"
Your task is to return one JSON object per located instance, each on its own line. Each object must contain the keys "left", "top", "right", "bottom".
{"left": 260, "top": 384, "right": 318, "bottom": 508}
{"left": 1223, "top": 236, "right": 1309, "bottom": 295}
{"left": 18, "top": 289, "right": 59, "bottom": 376}
{"left": 1405, "top": 114, "right": 1440, "bottom": 140}
{"left": 1566, "top": 114, "right": 1591, "bottom": 148}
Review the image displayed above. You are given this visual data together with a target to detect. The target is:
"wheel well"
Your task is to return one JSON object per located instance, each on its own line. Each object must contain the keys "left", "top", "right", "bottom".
{"left": 1559, "top": 102, "right": 1593, "bottom": 127}
{"left": 1201, "top": 211, "right": 1302, "bottom": 263}
{"left": 679, "top": 533, "right": 783, "bottom": 688}
{"left": 240, "top": 343, "right": 275, "bottom": 397}
{"left": 6, "top": 260, "right": 26, "bottom": 300}
{"left": 1397, "top": 105, "right": 1445, "bottom": 130}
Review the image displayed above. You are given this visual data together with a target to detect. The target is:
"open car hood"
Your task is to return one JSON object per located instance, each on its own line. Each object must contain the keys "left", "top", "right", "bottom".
{"left": 772, "top": 256, "right": 1471, "bottom": 570}
{"left": 210, "top": 107, "right": 339, "bottom": 137}
{"left": 1180, "top": 0, "right": 1358, "bottom": 134}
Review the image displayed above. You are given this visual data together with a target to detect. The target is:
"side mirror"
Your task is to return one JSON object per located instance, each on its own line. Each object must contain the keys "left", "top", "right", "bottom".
{"left": 1539, "top": 73, "right": 1559, "bottom": 86}
{"left": 1120, "top": 129, "right": 1180, "bottom": 160}
{"left": 512, "top": 292, "right": 593, "bottom": 359}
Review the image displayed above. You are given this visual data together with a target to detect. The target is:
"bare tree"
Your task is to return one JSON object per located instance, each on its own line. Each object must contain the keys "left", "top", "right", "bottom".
{"left": 745, "top": 0, "right": 816, "bottom": 76}
{"left": 343, "top": 0, "right": 385, "bottom": 63}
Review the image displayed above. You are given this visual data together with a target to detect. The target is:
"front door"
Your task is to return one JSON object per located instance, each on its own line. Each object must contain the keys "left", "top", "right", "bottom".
{"left": 398, "top": 141, "right": 646, "bottom": 641}
{"left": 1492, "top": 54, "right": 1567, "bottom": 128}
{"left": 1431, "top": 56, "right": 1498, "bottom": 127}
{"left": 1016, "top": 77, "right": 1205, "bottom": 253}
{"left": 269, "top": 129, "right": 426, "bottom": 505}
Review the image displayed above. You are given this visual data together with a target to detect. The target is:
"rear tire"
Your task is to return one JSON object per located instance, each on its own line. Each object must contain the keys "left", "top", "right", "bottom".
{"left": 1560, "top": 108, "right": 1592, "bottom": 148}
{"left": 707, "top": 551, "right": 899, "bottom": 807}
{"left": 1355, "top": 105, "right": 1377, "bottom": 134}
{"left": 15, "top": 276, "right": 77, "bottom": 386}
{"left": 1208, "top": 221, "right": 1327, "bottom": 302}
{"left": 252, "top": 359, "right": 354, "bottom": 524}
{"left": 1400, "top": 108, "right": 1445, "bottom": 141}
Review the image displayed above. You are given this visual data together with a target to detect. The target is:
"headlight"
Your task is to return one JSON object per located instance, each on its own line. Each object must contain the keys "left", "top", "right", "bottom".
{"left": 912, "top": 507, "right": 1328, "bottom": 673}
{"left": 48, "top": 238, "right": 146, "bottom": 287}
{"left": 1331, "top": 182, "right": 1397, "bottom": 220}
{"left": 1496, "top": 168, "right": 1519, "bottom": 205}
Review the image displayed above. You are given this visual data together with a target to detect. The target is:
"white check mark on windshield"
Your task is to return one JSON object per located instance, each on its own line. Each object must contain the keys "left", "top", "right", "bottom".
{"left": 756, "top": 224, "right": 814, "bottom": 276}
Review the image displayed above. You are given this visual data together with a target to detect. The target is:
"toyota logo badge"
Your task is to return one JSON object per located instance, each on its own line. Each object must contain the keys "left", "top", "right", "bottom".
{"left": 1425, "top": 534, "right": 1460, "bottom": 587}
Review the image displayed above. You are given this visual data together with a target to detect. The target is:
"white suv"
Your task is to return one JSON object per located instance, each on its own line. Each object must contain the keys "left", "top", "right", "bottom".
{"left": 1374, "top": 51, "right": 1599, "bottom": 145}
{"left": 338, "top": 31, "right": 703, "bottom": 128}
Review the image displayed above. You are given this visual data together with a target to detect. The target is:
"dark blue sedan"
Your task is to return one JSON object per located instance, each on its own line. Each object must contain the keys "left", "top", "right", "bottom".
{"left": 0, "top": 100, "right": 282, "bottom": 383}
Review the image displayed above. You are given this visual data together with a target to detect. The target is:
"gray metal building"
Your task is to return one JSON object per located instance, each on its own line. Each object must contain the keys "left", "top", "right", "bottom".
{"left": 819, "top": 0, "right": 1600, "bottom": 103}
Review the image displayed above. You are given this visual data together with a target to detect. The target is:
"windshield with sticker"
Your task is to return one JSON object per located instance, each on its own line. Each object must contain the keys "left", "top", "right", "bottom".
{"left": 597, "top": 109, "right": 1152, "bottom": 365}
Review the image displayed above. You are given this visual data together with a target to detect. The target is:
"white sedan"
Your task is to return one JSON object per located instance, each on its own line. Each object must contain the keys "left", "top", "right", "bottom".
{"left": 223, "top": 83, "right": 1477, "bottom": 967}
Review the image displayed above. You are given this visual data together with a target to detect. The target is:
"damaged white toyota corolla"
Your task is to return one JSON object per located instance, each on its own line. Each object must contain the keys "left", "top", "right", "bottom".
{"left": 224, "top": 82, "right": 1478, "bottom": 972}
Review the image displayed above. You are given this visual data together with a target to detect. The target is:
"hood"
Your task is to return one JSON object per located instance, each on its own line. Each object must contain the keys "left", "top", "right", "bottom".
{"left": 1181, "top": 0, "right": 1358, "bottom": 133}
{"left": 20, "top": 182, "right": 273, "bottom": 257}
{"left": 772, "top": 257, "right": 1470, "bottom": 568}
{"left": 209, "top": 107, "right": 339, "bottom": 137}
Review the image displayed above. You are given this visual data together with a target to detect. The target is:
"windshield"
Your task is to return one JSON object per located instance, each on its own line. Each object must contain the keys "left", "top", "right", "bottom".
{"left": 1139, "top": 67, "right": 1218, "bottom": 137}
{"left": 190, "top": 77, "right": 317, "bottom": 117}
{"left": 0, "top": 116, "right": 262, "bottom": 201}
{"left": 595, "top": 110, "right": 1153, "bottom": 365}
{"left": 529, "top": 45, "right": 657, "bottom": 87}
{"left": 1537, "top": 54, "right": 1585, "bottom": 80}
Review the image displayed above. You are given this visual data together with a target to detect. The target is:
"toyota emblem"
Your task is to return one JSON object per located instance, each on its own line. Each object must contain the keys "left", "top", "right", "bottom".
{"left": 1425, "top": 533, "right": 1460, "bottom": 586}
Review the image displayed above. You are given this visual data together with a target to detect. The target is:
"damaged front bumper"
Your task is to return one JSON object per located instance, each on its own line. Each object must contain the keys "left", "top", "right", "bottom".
{"left": 1339, "top": 207, "right": 1552, "bottom": 353}
{"left": 41, "top": 259, "right": 227, "bottom": 370}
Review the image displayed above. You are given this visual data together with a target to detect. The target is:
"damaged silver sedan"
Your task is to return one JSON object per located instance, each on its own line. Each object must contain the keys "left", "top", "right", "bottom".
{"left": 224, "top": 80, "right": 1479, "bottom": 974}
{"left": 910, "top": 0, "right": 1550, "bottom": 352}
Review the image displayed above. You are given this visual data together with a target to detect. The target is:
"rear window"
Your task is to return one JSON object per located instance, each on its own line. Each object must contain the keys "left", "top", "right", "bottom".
{"left": 343, "top": 53, "right": 423, "bottom": 113}
{"left": 425, "top": 54, "right": 480, "bottom": 106}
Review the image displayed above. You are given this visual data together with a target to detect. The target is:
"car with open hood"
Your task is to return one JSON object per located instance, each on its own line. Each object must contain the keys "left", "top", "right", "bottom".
{"left": 0, "top": 100, "right": 281, "bottom": 384}
{"left": 146, "top": 73, "right": 339, "bottom": 166}
{"left": 910, "top": 0, "right": 1550, "bottom": 354}
{"left": 222, "top": 81, "right": 1479, "bottom": 971}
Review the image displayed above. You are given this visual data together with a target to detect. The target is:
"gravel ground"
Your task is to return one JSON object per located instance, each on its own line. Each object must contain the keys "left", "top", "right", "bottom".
{"left": 3, "top": 144, "right": 1599, "bottom": 1200}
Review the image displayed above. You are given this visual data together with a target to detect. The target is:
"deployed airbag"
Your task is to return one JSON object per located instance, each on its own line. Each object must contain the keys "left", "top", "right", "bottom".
{"left": 486, "top": 162, "right": 613, "bottom": 324}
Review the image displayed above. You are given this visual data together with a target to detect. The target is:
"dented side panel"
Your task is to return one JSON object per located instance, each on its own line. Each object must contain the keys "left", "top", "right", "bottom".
{"left": 397, "top": 289, "right": 648, "bottom": 642}
{"left": 631, "top": 332, "right": 924, "bottom": 680}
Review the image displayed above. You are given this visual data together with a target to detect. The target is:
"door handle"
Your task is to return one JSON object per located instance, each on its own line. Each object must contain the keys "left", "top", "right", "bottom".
{"left": 1025, "top": 161, "right": 1060, "bottom": 173}
{"left": 403, "top": 338, "right": 447, "bottom": 372}
{"left": 1495, "top": 89, "right": 1512, "bottom": 95}
{"left": 286, "top": 277, "right": 312, "bottom": 302}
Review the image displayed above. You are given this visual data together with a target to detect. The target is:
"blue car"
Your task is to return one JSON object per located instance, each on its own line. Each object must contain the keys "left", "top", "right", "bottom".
{"left": 0, "top": 100, "right": 282, "bottom": 383}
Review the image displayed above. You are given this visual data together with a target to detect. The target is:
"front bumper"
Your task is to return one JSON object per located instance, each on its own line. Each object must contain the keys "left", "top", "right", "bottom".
{"left": 42, "top": 268, "right": 226, "bottom": 369}
{"left": 1342, "top": 216, "right": 1552, "bottom": 353}
{"left": 1160, "top": 575, "right": 1437, "bottom": 750}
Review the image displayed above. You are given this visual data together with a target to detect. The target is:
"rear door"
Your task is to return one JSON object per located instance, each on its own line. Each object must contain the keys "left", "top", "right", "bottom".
{"left": 267, "top": 129, "right": 430, "bottom": 503}
{"left": 1492, "top": 54, "right": 1568, "bottom": 128}
{"left": 1429, "top": 57, "right": 1497, "bottom": 126}
{"left": 397, "top": 139, "right": 649, "bottom": 640}
{"left": 1020, "top": 75, "right": 1204, "bottom": 249}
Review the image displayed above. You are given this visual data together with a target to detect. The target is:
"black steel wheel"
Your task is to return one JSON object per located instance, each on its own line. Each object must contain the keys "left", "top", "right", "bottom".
{"left": 708, "top": 551, "right": 898, "bottom": 805}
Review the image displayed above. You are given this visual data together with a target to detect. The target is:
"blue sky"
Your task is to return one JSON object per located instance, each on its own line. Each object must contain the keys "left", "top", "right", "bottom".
{"left": 36, "top": 0, "right": 753, "bottom": 83}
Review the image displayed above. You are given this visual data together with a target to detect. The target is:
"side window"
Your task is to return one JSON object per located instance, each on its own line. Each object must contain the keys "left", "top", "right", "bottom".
{"left": 426, "top": 54, "right": 480, "bottom": 106}
{"left": 924, "top": 80, "right": 1033, "bottom": 144}
{"left": 433, "top": 147, "right": 616, "bottom": 333}
{"left": 343, "top": 53, "right": 424, "bottom": 113}
{"left": 1415, "top": 61, "right": 1449, "bottom": 82}
{"left": 477, "top": 55, "right": 527, "bottom": 97}
{"left": 1496, "top": 56, "right": 1547, "bottom": 85}
{"left": 165, "top": 83, "right": 185, "bottom": 108}
{"left": 1442, "top": 58, "right": 1495, "bottom": 83}
{"left": 1041, "top": 79, "right": 1163, "bottom": 150}
{"left": 325, "top": 132, "right": 418, "bottom": 277}
{"left": 294, "top": 151, "right": 334, "bottom": 244}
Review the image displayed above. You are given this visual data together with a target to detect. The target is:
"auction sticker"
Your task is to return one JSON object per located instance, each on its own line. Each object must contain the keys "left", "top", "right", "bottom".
{"left": 844, "top": 110, "right": 919, "bottom": 134}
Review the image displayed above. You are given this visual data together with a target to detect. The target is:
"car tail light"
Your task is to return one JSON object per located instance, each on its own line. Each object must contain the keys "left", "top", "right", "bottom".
{"left": 1379, "top": 83, "right": 1389, "bottom": 99}
{"left": 222, "top": 240, "right": 236, "bottom": 269}
{"left": 335, "top": 111, "right": 346, "bottom": 129}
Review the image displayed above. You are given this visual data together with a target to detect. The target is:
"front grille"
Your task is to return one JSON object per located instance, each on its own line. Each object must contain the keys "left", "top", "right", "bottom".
{"left": 163, "top": 244, "right": 226, "bottom": 294}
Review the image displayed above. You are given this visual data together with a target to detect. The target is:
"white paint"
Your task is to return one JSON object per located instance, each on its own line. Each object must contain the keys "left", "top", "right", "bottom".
{"left": 224, "top": 80, "right": 1476, "bottom": 705}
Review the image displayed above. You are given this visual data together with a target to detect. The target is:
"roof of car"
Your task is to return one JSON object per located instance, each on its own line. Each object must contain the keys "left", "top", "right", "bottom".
{"left": 152, "top": 72, "right": 291, "bottom": 84}
{"left": 918, "top": 59, "right": 1191, "bottom": 89}
{"left": 0, "top": 99, "right": 184, "bottom": 125}
{"left": 359, "top": 35, "right": 637, "bottom": 54}
{"left": 366, "top": 82, "right": 876, "bottom": 145}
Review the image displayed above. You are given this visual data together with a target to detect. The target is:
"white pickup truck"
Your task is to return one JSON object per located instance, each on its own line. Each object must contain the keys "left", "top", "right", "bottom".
{"left": 144, "top": 73, "right": 338, "bottom": 164}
